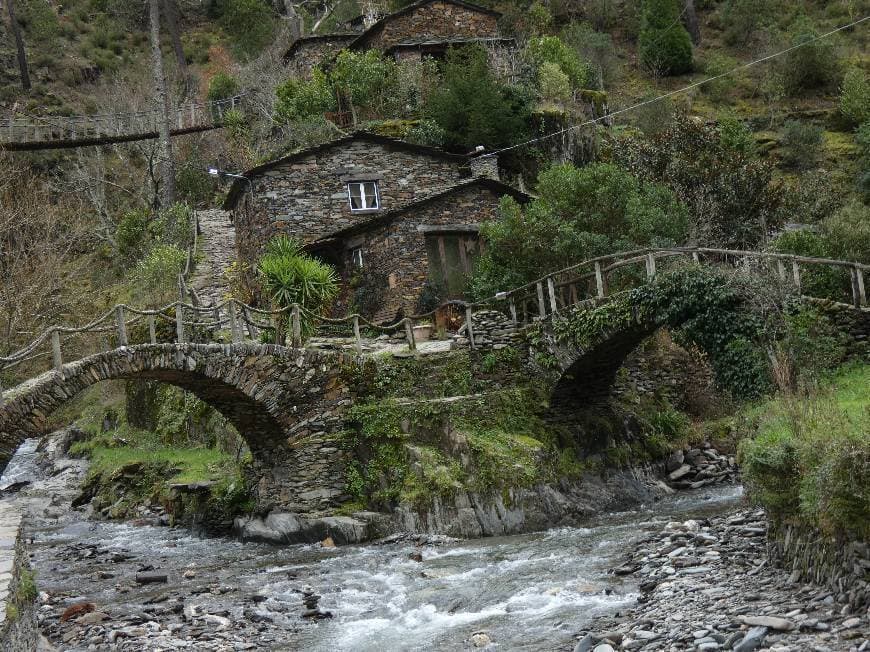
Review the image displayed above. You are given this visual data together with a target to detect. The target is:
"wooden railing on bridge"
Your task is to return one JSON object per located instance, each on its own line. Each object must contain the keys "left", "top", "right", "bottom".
{"left": 0, "top": 94, "right": 246, "bottom": 151}
{"left": 1, "top": 246, "right": 867, "bottom": 406}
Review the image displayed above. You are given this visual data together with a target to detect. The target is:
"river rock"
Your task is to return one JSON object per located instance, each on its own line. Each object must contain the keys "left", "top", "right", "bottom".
{"left": 592, "top": 644, "right": 615, "bottom": 652}
{"left": 733, "top": 626, "right": 768, "bottom": 652}
{"left": 135, "top": 571, "right": 168, "bottom": 584}
{"left": 470, "top": 631, "right": 491, "bottom": 647}
{"left": 665, "top": 450, "right": 684, "bottom": 473}
{"left": 668, "top": 465, "right": 693, "bottom": 481}
{"left": 739, "top": 615, "right": 796, "bottom": 631}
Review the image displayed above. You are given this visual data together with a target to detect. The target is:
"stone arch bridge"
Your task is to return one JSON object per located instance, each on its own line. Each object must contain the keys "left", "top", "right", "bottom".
{"left": 0, "top": 247, "right": 867, "bottom": 511}
{"left": 0, "top": 344, "right": 352, "bottom": 512}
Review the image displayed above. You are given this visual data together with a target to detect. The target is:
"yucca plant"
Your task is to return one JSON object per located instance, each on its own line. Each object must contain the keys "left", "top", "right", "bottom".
{"left": 257, "top": 236, "right": 339, "bottom": 343}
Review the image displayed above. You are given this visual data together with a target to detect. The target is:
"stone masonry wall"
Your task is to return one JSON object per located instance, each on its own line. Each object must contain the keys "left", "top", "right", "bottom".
{"left": 285, "top": 35, "right": 355, "bottom": 79}
{"left": 346, "top": 183, "right": 505, "bottom": 322}
{"left": 360, "top": 1, "right": 499, "bottom": 51}
{"left": 768, "top": 520, "right": 869, "bottom": 609}
{"left": 0, "top": 503, "right": 37, "bottom": 652}
{"left": 233, "top": 140, "right": 467, "bottom": 265}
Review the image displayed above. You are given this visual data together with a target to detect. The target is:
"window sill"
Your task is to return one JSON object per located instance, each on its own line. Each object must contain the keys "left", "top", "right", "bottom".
{"left": 349, "top": 208, "right": 381, "bottom": 215}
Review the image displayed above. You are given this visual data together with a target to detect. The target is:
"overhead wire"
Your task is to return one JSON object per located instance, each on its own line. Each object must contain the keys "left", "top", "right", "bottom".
{"left": 481, "top": 14, "right": 870, "bottom": 159}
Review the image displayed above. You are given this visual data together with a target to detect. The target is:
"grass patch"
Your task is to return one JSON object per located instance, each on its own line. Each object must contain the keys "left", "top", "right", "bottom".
{"left": 739, "top": 363, "right": 870, "bottom": 539}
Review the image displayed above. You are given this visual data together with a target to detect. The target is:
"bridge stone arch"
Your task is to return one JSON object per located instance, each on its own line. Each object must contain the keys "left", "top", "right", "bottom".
{"left": 539, "top": 294, "right": 870, "bottom": 425}
{"left": 0, "top": 343, "right": 352, "bottom": 511}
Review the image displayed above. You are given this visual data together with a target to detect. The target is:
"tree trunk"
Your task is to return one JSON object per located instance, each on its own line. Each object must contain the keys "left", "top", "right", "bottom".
{"left": 160, "top": 0, "right": 190, "bottom": 92}
{"left": 5, "top": 0, "right": 31, "bottom": 91}
{"left": 682, "top": 0, "right": 701, "bottom": 45}
{"left": 148, "top": 0, "right": 176, "bottom": 207}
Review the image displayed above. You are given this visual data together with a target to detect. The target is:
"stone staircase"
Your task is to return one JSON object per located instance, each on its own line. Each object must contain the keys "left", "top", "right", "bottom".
{"left": 190, "top": 209, "right": 237, "bottom": 307}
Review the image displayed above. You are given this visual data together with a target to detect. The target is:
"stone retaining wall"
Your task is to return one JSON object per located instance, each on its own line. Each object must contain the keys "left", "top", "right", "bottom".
{"left": 0, "top": 503, "right": 37, "bottom": 652}
{"left": 768, "top": 520, "right": 869, "bottom": 610}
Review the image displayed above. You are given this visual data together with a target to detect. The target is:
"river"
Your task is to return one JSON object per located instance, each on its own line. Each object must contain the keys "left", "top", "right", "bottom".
{"left": 1, "top": 437, "right": 744, "bottom": 651}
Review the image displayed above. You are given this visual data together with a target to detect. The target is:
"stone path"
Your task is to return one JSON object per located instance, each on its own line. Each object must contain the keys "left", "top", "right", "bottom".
{"left": 189, "top": 209, "right": 237, "bottom": 307}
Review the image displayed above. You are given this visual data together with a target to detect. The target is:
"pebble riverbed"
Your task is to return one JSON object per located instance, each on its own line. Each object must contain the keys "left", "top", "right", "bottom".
{"left": 0, "top": 433, "right": 865, "bottom": 651}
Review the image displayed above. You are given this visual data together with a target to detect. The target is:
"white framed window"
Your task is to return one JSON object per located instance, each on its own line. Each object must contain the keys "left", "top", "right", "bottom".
{"left": 347, "top": 181, "right": 380, "bottom": 211}
{"left": 350, "top": 247, "right": 364, "bottom": 268}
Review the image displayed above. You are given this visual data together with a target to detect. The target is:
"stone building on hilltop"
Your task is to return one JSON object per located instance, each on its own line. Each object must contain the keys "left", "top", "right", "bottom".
{"left": 224, "top": 132, "right": 529, "bottom": 322}
{"left": 283, "top": 0, "right": 513, "bottom": 79}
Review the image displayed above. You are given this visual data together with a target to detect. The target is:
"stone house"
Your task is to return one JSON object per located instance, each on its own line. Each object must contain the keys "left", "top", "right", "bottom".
{"left": 224, "top": 132, "right": 529, "bottom": 322}
{"left": 284, "top": 0, "right": 512, "bottom": 77}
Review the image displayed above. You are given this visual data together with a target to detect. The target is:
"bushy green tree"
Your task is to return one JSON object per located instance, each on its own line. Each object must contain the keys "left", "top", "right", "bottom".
{"left": 207, "top": 72, "right": 240, "bottom": 102}
{"left": 257, "top": 236, "right": 338, "bottom": 340}
{"left": 839, "top": 68, "right": 870, "bottom": 127}
{"left": 471, "top": 163, "right": 687, "bottom": 296}
{"left": 524, "top": 35, "right": 590, "bottom": 90}
{"left": 537, "top": 61, "right": 571, "bottom": 104}
{"left": 275, "top": 70, "right": 336, "bottom": 123}
{"left": 638, "top": 0, "right": 693, "bottom": 76}
{"left": 614, "top": 119, "right": 783, "bottom": 249}
{"left": 134, "top": 244, "right": 188, "bottom": 305}
{"left": 781, "top": 18, "right": 841, "bottom": 95}
{"left": 425, "top": 46, "right": 532, "bottom": 151}
{"left": 780, "top": 120, "right": 823, "bottom": 169}
{"left": 561, "top": 21, "right": 620, "bottom": 90}
{"left": 218, "top": 0, "right": 276, "bottom": 59}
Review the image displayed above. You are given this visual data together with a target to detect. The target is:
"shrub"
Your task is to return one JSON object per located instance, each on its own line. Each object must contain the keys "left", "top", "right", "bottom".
{"left": 638, "top": 0, "right": 693, "bottom": 76}
{"left": 699, "top": 53, "right": 737, "bottom": 103}
{"left": 18, "top": 0, "right": 60, "bottom": 41}
{"left": 405, "top": 120, "right": 446, "bottom": 148}
{"left": 614, "top": 119, "right": 783, "bottom": 249}
{"left": 426, "top": 45, "right": 531, "bottom": 151}
{"left": 218, "top": 0, "right": 276, "bottom": 59}
{"left": 257, "top": 236, "right": 339, "bottom": 339}
{"left": 524, "top": 35, "right": 590, "bottom": 90}
{"left": 275, "top": 70, "right": 336, "bottom": 123}
{"left": 537, "top": 61, "right": 571, "bottom": 104}
{"left": 526, "top": 1, "right": 553, "bottom": 36}
{"left": 561, "top": 22, "right": 620, "bottom": 90}
{"left": 207, "top": 72, "right": 240, "bottom": 103}
{"left": 720, "top": 0, "right": 771, "bottom": 46}
{"left": 116, "top": 208, "right": 151, "bottom": 261}
{"left": 771, "top": 229, "right": 850, "bottom": 302}
{"left": 134, "top": 245, "right": 188, "bottom": 305}
{"left": 718, "top": 115, "right": 756, "bottom": 155}
{"left": 823, "top": 200, "right": 870, "bottom": 264}
{"left": 780, "top": 120, "right": 823, "bottom": 169}
{"left": 781, "top": 18, "right": 841, "bottom": 95}
{"left": 839, "top": 68, "right": 870, "bottom": 127}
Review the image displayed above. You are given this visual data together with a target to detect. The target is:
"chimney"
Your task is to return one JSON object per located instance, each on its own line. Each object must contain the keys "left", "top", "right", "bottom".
{"left": 469, "top": 153, "right": 500, "bottom": 181}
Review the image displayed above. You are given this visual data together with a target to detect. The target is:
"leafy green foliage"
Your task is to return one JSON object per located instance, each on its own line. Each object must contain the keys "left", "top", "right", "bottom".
{"left": 275, "top": 70, "right": 336, "bottom": 123}
{"left": 217, "top": 0, "right": 277, "bottom": 59}
{"left": 781, "top": 17, "right": 841, "bottom": 95}
{"left": 425, "top": 45, "right": 532, "bottom": 151}
{"left": 839, "top": 68, "right": 870, "bottom": 127}
{"left": 257, "top": 236, "right": 339, "bottom": 337}
{"left": 134, "top": 244, "right": 187, "bottom": 305}
{"left": 739, "top": 364, "right": 870, "bottom": 539}
{"left": 207, "top": 72, "right": 241, "bottom": 103}
{"left": 780, "top": 120, "right": 823, "bottom": 169}
{"left": 471, "top": 162, "right": 687, "bottom": 297}
{"left": 524, "top": 35, "right": 591, "bottom": 91}
{"left": 560, "top": 21, "right": 620, "bottom": 90}
{"left": 720, "top": 0, "right": 771, "bottom": 46}
{"left": 537, "top": 61, "right": 571, "bottom": 104}
{"left": 614, "top": 119, "right": 783, "bottom": 249}
{"left": 638, "top": 0, "right": 693, "bottom": 76}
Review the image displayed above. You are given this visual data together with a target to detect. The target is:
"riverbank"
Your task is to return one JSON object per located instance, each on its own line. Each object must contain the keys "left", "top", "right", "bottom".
{"left": 2, "top": 429, "right": 747, "bottom": 651}
{"left": 579, "top": 508, "right": 869, "bottom": 652}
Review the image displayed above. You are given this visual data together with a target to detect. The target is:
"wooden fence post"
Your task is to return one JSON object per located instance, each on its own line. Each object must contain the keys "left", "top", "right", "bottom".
{"left": 0, "top": 377, "right": 5, "bottom": 408}
{"left": 851, "top": 265, "right": 866, "bottom": 308}
{"left": 228, "top": 302, "right": 242, "bottom": 343}
{"left": 594, "top": 261, "right": 606, "bottom": 298}
{"left": 777, "top": 259, "right": 787, "bottom": 282}
{"left": 536, "top": 282, "right": 547, "bottom": 319}
{"left": 464, "top": 306, "right": 475, "bottom": 349}
{"left": 175, "top": 304, "right": 186, "bottom": 343}
{"left": 243, "top": 307, "right": 258, "bottom": 340}
{"left": 51, "top": 330, "right": 63, "bottom": 372}
{"left": 509, "top": 298, "right": 518, "bottom": 326}
{"left": 547, "top": 276, "right": 558, "bottom": 314}
{"left": 646, "top": 253, "right": 657, "bottom": 280}
{"left": 291, "top": 305, "right": 302, "bottom": 348}
{"left": 791, "top": 260, "right": 802, "bottom": 294}
{"left": 404, "top": 318, "right": 416, "bottom": 352}
{"left": 115, "top": 306, "right": 128, "bottom": 347}
{"left": 353, "top": 315, "right": 362, "bottom": 354}
{"left": 692, "top": 250, "right": 700, "bottom": 264}
{"left": 146, "top": 314, "right": 157, "bottom": 344}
